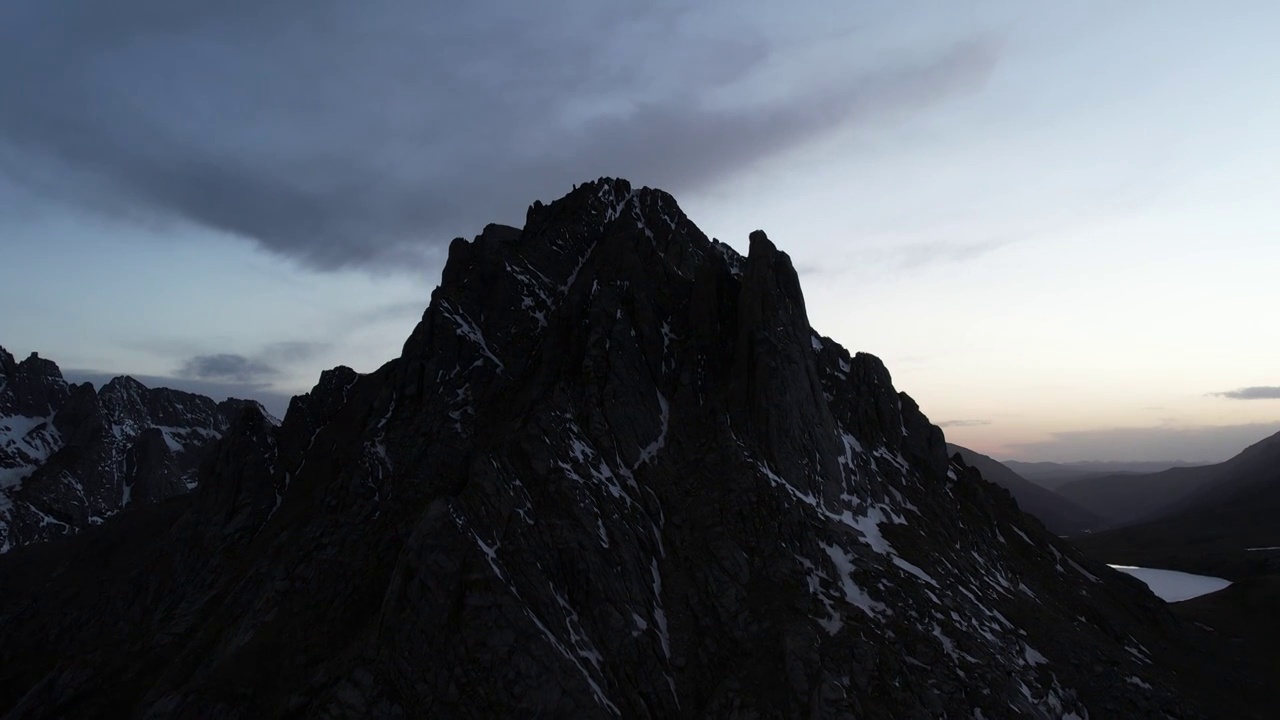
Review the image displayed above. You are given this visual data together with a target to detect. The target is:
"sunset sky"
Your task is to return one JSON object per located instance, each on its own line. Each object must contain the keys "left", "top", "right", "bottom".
{"left": 2, "top": 1, "right": 1277, "bottom": 461}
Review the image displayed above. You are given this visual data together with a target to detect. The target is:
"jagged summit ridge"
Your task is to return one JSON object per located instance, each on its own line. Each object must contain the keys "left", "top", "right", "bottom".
{"left": 0, "top": 345, "right": 273, "bottom": 552}
{"left": 339, "top": 180, "right": 1193, "bottom": 715}
{"left": 0, "top": 181, "right": 1206, "bottom": 718}
{"left": 258, "top": 180, "right": 1190, "bottom": 714}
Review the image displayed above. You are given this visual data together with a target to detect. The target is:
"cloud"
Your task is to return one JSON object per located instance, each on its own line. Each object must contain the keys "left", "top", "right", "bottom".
{"left": 1211, "top": 386, "right": 1280, "bottom": 400}
{"left": 68, "top": 343, "right": 334, "bottom": 417}
{"left": 259, "top": 341, "right": 330, "bottom": 364}
{"left": 797, "top": 238, "right": 1013, "bottom": 279}
{"left": 937, "top": 419, "right": 991, "bottom": 428}
{"left": 1004, "top": 422, "right": 1280, "bottom": 464}
{"left": 351, "top": 299, "right": 432, "bottom": 325}
{"left": 889, "top": 239, "right": 1014, "bottom": 270}
{"left": 178, "top": 353, "right": 279, "bottom": 383}
{"left": 64, "top": 370, "right": 293, "bottom": 418}
{"left": 0, "top": 1, "right": 1000, "bottom": 271}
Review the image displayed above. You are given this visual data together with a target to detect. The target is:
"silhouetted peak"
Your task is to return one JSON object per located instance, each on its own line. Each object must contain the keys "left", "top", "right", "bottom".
{"left": 0, "top": 346, "right": 69, "bottom": 418}
{"left": 99, "top": 374, "right": 148, "bottom": 398}
{"left": 227, "top": 401, "right": 272, "bottom": 432}
{"left": 519, "top": 177, "right": 695, "bottom": 253}
{"left": 218, "top": 397, "right": 280, "bottom": 427}
{"left": 276, "top": 365, "right": 362, "bottom": 473}
{"left": 191, "top": 401, "right": 280, "bottom": 543}
{"left": 0, "top": 184, "right": 1221, "bottom": 719}
{"left": 742, "top": 227, "right": 805, "bottom": 312}
{"left": 747, "top": 228, "right": 773, "bottom": 251}
{"left": 316, "top": 366, "right": 360, "bottom": 397}
{"left": 16, "top": 351, "right": 63, "bottom": 380}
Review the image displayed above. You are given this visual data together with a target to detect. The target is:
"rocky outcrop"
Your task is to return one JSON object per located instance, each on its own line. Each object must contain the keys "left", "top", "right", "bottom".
{"left": 0, "top": 350, "right": 69, "bottom": 419}
{"left": 0, "top": 349, "right": 272, "bottom": 552}
{"left": 0, "top": 180, "right": 1232, "bottom": 718}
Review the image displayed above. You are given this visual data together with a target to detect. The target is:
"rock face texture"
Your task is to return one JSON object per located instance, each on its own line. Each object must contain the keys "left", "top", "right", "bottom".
{"left": 0, "top": 180, "right": 1227, "bottom": 718}
{"left": 0, "top": 349, "right": 270, "bottom": 551}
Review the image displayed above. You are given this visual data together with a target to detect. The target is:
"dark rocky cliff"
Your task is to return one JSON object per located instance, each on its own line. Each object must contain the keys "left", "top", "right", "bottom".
{"left": 0, "top": 180, "right": 1225, "bottom": 718}
{"left": 0, "top": 348, "right": 270, "bottom": 551}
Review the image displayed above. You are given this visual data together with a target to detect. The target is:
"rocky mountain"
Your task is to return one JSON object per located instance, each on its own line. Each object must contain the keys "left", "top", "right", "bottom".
{"left": 947, "top": 445, "right": 1103, "bottom": 536}
{"left": 0, "top": 347, "right": 272, "bottom": 552}
{"left": 0, "top": 179, "right": 1257, "bottom": 718}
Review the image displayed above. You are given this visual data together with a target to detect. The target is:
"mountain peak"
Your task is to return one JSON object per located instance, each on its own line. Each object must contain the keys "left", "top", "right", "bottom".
{"left": 0, "top": 354, "right": 271, "bottom": 551}
{"left": 0, "top": 346, "right": 68, "bottom": 419}
{"left": 747, "top": 227, "right": 772, "bottom": 248}
{"left": 100, "top": 374, "right": 148, "bottom": 396}
{"left": 0, "top": 182, "right": 1229, "bottom": 717}
{"left": 15, "top": 352, "right": 61, "bottom": 381}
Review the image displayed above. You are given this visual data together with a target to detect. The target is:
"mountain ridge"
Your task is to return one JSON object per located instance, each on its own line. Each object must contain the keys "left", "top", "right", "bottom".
{"left": 947, "top": 444, "right": 1103, "bottom": 535}
{"left": 1052, "top": 431, "right": 1280, "bottom": 529}
{"left": 0, "top": 178, "right": 1246, "bottom": 718}
{"left": 0, "top": 345, "right": 274, "bottom": 552}
{"left": 1002, "top": 460, "right": 1207, "bottom": 491}
{"left": 1074, "top": 429, "right": 1280, "bottom": 574}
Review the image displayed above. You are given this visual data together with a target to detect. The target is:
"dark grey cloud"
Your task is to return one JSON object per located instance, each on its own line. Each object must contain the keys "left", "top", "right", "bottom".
{"left": 0, "top": 0, "right": 999, "bottom": 271}
{"left": 1211, "top": 386, "right": 1280, "bottom": 400}
{"left": 1004, "top": 422, "right": 1280, "bottom": 464}
{"left": 937, "top": 419, "right": 991, "bottom": 428}
{"left": 64, "top": 370, "right": 292, "bottom": 418}
{"left": 178, "top": 353, "right": 279, "bottom": 383}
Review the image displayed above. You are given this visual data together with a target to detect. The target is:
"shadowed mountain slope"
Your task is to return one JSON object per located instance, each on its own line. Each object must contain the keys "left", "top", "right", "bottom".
{"left": 0, "top": 179, "right": 1254, "bottom": 718}
{"left": 948, "top": 444, "right": 1103, "bottom": 536}
{"left": 0, "top": 348, "right": 270, "bottom": 552}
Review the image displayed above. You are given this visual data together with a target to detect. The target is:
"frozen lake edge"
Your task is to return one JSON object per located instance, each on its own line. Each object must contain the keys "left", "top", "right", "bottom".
{"left": 1108, "top": 565, "right": 1232, "bottom": 603}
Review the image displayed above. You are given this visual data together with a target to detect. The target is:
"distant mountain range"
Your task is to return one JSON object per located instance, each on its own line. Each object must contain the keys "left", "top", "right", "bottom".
{"left": 1054, "top": 468, "right": 1215, "bottom": 527}
{"left": 1073, "top": 430, "right": 1280, "bottom": 574}
{"left": 1026, "top": 433, "right": 1278, "bottom": 530}
{"left": 0, "top": 346, "right": 273, "bottom": 552}
{"left": 1068, "top": 431, "right": 1280, "bottom": 713}
{"left": 1003, "top": 459, "right": 1206, "bottom": 491}
{"left": 953, "top": 435, "right": 1280, "bottom": 538}
{"left": 947, "top": 444, "right": 1103, "bottom": 536}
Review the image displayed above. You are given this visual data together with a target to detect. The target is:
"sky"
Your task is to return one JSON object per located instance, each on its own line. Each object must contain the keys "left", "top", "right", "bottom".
{"left": 1, "top": 1, "right": 1277, "bottom": 462}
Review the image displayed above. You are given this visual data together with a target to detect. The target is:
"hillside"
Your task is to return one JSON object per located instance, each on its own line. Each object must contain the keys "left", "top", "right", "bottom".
{"left": 1061, "top": 431, "right": 1280, "bottom": 531}
{"left": 1074, "top": 431, "right": 1280, "bottom": 576}
{"left": 947, "top": 444, "right": 1103, "bottom": 535}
